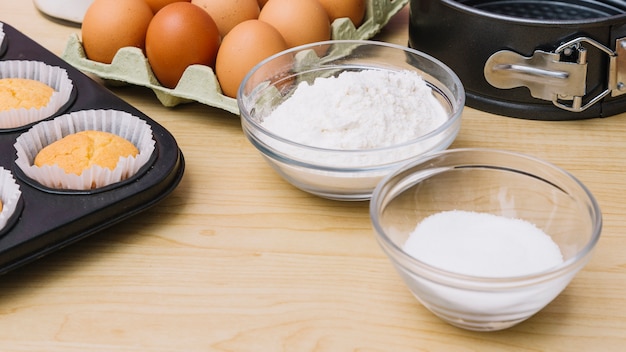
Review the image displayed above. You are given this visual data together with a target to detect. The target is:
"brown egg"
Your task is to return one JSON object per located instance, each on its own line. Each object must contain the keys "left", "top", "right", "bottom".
{"left": 144, "top": 0, "right": 191, "bottom": 14}
{"left": 81, "top": 0, "right": 153, "bottom": 64}
{"left": 259, "top": 0, "right": 330, "bottom": 49}
{"left": 145, "top": 2, "right": 221, "bottom": 88}
{"left": 317, "top": 0, "right": 366, "bottom": 26}
{"left": 257, "top": 0, "right": 269, "bottom": 8}
{"left": 191, "top": 0, "right": 260, "bottom": 37}
{"left": 215, "top": 19, "right": 290, "bottom": 98}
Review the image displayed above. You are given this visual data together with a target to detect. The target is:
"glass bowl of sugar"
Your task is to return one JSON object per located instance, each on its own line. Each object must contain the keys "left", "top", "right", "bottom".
{"left": 370, "top": 148, "right": 602, "bottom": 331}
{"left": 237, "top": 40, "right": 464, "bottom": 201}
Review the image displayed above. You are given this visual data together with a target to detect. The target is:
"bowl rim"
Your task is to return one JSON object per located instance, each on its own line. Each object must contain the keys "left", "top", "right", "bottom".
{"left": 369, "top": 147, "right": 603, "bottom": 284}
{"left": 236, "top": 39, "right": 466, "bottom": 153}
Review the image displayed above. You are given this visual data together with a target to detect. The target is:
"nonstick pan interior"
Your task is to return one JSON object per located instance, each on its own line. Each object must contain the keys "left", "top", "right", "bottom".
{"left": 456, "top": 0, "right": 626, "bottom": 20}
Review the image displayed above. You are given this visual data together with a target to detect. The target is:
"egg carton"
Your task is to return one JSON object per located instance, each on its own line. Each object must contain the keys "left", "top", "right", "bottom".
{"left": 61, "top": 0, "right": 409, "bottom": 115}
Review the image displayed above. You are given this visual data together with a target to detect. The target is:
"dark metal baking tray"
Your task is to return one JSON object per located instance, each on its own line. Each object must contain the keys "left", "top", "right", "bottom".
{"left": 0, "top": 22, "right": 185, "bottom": 274}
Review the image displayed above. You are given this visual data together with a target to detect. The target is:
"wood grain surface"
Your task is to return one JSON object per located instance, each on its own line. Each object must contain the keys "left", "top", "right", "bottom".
{"left": 0, "top": 2, "right": 625, "bottom": 351}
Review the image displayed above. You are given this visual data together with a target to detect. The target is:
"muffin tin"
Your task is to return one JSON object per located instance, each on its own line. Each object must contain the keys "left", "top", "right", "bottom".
{"left": 0, "top": 22, "right": 184, "bottom": 274}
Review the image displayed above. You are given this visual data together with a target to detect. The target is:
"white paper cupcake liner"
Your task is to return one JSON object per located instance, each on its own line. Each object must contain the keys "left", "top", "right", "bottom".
{"left": 14, "top": 109, "right": 155, "bottom": 190}
{"left": 0, "top": 60, "right": 74, "bottom": 129}
{"left": 0, "top": 167, "right": 22, "bottom": 232}
{"left": 0, "top": 23, "right": 5, "bottom": 50}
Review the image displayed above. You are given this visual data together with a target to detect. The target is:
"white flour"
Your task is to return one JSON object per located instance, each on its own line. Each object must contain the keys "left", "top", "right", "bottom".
{"left": 403, "top": 210, "right": 564, "bottom": 277}
{"left": 261, "top": 69, "right": 448, "bottom": 150}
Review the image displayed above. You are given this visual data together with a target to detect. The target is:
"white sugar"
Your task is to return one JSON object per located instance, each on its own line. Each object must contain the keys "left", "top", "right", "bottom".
{"left": 403, "top": 210, "right": 564, "bottom": 277}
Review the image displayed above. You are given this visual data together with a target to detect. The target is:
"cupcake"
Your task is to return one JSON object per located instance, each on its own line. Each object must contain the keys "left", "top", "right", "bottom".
{"left": 34, "top": 130, "right": 139, "bottom": 175}
{"left": 0, "top": 60, "right": 74, "bottom": 129}
{"left": 0, "top": 167, "right": 22, "bottom": 234}
{"left": 14, "top": 109, "right": 155, "bottom": 190}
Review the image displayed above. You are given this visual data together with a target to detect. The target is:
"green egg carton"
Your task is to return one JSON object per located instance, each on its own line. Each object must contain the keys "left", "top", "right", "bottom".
{"left": 61, "top": 0, "right": 409, "bottom": 115}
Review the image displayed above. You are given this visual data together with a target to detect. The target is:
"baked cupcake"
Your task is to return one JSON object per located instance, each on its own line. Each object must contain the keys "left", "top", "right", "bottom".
{"left": 14, "top": 109, "right": 155, "bottom": 190}
{"left": 34, "top": 130, "right": 139, "bottom": 175}
{"left": 0, "top": 167, "right": 22, "bottom": 234}
{"left": 0, "top": 60, "right": 74, "bottom": 129}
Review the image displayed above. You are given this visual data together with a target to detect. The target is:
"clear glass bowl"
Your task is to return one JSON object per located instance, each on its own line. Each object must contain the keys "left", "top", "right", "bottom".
{"left": 370, "top": 148, "right": 602, "bottom": 331}
{"left": 237, "top": 40, "right": 465, "bottom": 201}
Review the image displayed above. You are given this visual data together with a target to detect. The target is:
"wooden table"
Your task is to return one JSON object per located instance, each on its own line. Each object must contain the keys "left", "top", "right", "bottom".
{"left": 1, "top": 2, "right": 625, "bottom": 351}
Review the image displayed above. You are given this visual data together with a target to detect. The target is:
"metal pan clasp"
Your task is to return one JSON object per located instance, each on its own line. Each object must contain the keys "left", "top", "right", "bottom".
{"left": 485, "top": 37, "right": 626, "bottom": 113}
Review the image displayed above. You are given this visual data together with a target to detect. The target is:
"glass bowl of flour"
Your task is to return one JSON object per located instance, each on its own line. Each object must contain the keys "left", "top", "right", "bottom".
{"left": 370, "top": 148, "right": 602, "bottom": 331}
{"left": 237, "top": 40, "right": 464, "bottom": 201}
